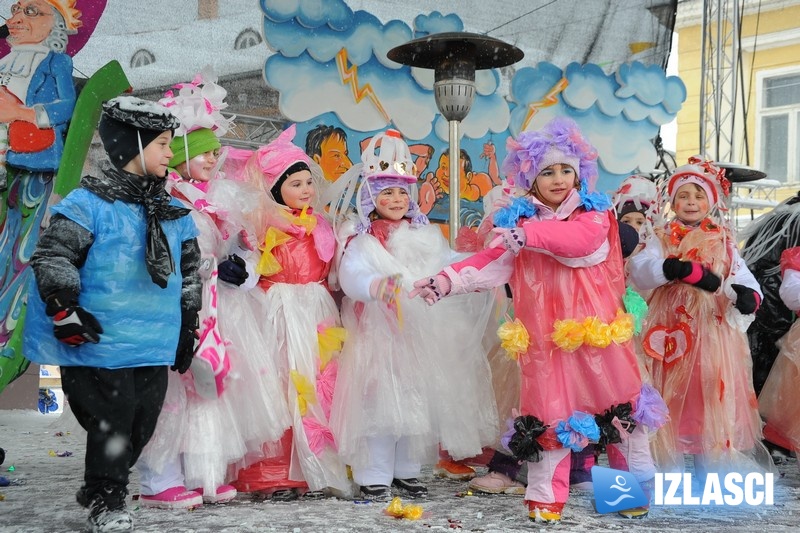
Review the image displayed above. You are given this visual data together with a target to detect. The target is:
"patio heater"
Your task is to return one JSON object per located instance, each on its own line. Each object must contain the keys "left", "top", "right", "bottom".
{"left": 388, "top": 32, "right": 523, "bottom": 247}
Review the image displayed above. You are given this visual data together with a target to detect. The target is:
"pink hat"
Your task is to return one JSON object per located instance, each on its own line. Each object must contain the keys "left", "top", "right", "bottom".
{"left": 668, "top": 162, "right": 720, "bottom": 206}
{"left": 252, "top": 124, "right": 311, "bottom": 188}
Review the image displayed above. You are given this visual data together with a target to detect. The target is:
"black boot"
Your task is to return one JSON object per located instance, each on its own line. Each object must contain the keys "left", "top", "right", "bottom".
{"left": 86, "top": 484, "right": 133, "bottom": 532}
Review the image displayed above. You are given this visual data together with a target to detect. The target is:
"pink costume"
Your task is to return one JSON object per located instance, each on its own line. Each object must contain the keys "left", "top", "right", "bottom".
{"left": 758, "top": 247, "right": 800, "bottom": 453}
{"left": 628, "top": 161, "right": 772, "bottom": 474}
{"left": 413, "top": 118, "right": 665, "bottom": 516}
{"left": 231, "top": 126, "right": 350, "bottom": 496}
{"left": 443, "top": 193, "right": 656, "bottom": 505}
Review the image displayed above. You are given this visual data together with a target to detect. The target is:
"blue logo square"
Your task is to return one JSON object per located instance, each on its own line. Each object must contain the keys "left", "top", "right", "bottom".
{"left": 591, "top": 465, "right": 649, "bottom": 513}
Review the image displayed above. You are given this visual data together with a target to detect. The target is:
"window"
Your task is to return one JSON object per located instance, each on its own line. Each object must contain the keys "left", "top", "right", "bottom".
{"left": 130, "top": 49, "right": 155, "bottom": 69}
{"left": 758, "top": 70, "right": 800, "bottom": 183}
{"left": 234, "top": 29, "right": 262, "bottom": 50}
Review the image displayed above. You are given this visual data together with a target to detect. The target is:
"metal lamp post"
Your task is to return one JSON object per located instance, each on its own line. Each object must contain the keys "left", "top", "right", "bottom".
{"left": 388, "top": 32, "right": 523, "bottom": 247}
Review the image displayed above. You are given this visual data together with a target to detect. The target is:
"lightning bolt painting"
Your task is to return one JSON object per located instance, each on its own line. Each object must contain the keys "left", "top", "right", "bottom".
{"left": 521, "top": 77, "right": 569, "bottom": 131}
{"left": 336, "top": 48, "right": 391, "bottom": 124}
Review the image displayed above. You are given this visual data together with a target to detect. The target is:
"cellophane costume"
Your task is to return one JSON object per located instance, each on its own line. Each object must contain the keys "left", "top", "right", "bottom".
{"left": 137, "top": 71, "right": 290, "bottom": 506}
{"left": 758, "top": 246, "right": 800, "bottom": 456}
{"left": 230, "top": 125, "right": 350, "bottom": 497}
{"left": 740, "top": 193, "right": 800, "bottom": 395}
{"left": 327, "top": 130, "right": 498, "bottom": 494}
{"left": 417, "top": 118, "right": 664, "bottom": 521}
{"left": 628, "top": 159, "right": 773, "bottom": 475}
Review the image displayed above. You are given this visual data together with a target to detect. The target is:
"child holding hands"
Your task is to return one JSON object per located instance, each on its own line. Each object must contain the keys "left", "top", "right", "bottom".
{"left": 411, "top": 118, "right": 663, "bottom": 522}
{"left": 329, "top": 130, "right": 497, "bottom": 502}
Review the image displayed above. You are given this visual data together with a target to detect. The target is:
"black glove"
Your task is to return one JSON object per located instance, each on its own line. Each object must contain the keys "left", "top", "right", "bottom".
{"left": 172, "top": 313, "right": 199, "bottom": 374}
{"left": 618, "top": 222, "right": 640, "bottom": 259}
{"left": 732, "top": 283, "right": 759, "bottom": 314}
{"left": 218, "top": 254, "right": 249, "bottom": 286}
{"left": 662, "top": 258, "right": 721, "bottom": 292}
{"left": 46, "top": 289, "right": 103, "bottom": 346}
{"left": 662, "top": 258, "right": 693, "bottom": 280}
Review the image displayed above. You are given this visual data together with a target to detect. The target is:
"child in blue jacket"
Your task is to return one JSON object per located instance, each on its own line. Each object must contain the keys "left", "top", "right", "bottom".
{"left": 24, "top": 96, "right": 202, "bottom": 533}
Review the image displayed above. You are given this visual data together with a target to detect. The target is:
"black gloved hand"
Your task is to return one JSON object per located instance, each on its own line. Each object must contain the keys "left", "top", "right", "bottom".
{"left": 172, "top": 313, "right": 198, "bottom": 374}
{"left": 662, "top": 258, "right": 693, "bottom": 280}
{"left": 732, "top": 283, "right": 759, "bottom": 314}
{"left": 618, "top": 222, "right": 640, "bottom": 259}
{"left": 689, "top": 266, "right": 721, "bottom": 292}
{"left": 46, "top": 289, "right": 103, "bottom": 346}
{"left": 218, "top": 254, "right": 249, "bottom": 286}
{"left": 662, "top": 258, "right": 720, "bottom": 292}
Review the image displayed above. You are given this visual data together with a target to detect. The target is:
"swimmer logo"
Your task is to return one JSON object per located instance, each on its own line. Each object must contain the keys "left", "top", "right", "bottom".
{"left": 591, "top": 466, "right": 649, "bottom": 513}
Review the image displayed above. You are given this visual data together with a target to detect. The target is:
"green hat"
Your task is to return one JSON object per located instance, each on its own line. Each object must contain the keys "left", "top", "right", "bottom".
{"left": 169, "top": 128, "right": 221, "bottom": 168}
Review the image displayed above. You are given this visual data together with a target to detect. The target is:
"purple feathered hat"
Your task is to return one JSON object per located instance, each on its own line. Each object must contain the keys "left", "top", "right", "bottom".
{"left": 502, "top": 117, "right": 599, "bottom": 192}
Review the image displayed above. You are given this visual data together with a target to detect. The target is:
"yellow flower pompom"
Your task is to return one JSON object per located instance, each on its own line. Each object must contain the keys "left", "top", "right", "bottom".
{"left": 290, "top": 370, "right": 317, "bottom": 416}
{"left": 552, "top": 319, "right": 585, "bottom": 352}
{"left": 497, "top": 318, "right": 530, "bottom": 360}
{"left": 317, "top": 325, "right": 347, "bottom": 371}
{"left": 583, "top": 316, "right": 612, "bottom": 349}
{"left": 609, "top": 310, "right": 635, "bottom": 344}
{"left": 257, "top": 227, "right": 292, "bottom": 276}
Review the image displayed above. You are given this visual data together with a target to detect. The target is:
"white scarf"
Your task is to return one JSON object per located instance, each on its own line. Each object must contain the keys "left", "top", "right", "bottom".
{"left": 0, "top": 43, "right": 50, "bottom": 100}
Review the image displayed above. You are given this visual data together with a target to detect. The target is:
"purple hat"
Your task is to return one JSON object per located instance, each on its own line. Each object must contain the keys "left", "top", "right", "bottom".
{"left": 501, "top": 117, "right": 599, "bottom": 192}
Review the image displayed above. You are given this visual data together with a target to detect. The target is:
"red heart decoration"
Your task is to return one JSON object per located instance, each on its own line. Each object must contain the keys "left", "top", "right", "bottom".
{"left": 643, "top": 322, "right": 694, "bottom": 366}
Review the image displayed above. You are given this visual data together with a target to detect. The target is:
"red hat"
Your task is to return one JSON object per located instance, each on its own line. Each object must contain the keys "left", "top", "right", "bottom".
{"left": 668, "top": 163, "right": 720, "bottom": 206}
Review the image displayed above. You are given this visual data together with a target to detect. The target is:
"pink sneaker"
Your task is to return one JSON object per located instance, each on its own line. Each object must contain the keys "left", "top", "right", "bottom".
{"left": 195, "top": 485, "right": 237, "bottom": 504}
{"left": 140, "top": 486, "right": 203, "bottom": 509}
{"left": 468, "top": 471, "right": 525, "bottom": 495}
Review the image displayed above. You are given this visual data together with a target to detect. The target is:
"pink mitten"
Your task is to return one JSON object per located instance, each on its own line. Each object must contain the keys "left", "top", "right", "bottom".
{"left": 490, "top": 227, "right": 526, "bottom": 254}
{"left": 409, "top": 274, "right": 452, "bottom": 305}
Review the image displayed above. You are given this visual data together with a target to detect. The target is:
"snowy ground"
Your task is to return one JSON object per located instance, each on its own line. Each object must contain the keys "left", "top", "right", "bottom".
{"left": 2, "top": 409, "right": 799, "bottom": 532}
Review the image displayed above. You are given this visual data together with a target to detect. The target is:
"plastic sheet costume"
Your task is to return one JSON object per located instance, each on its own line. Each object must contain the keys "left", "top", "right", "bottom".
{"left": 740, "top": 192, "right": 800, "bottom": 394}
{"left": 230, "top": 125, "right": 350, "bottom": 497}
{"left": 759, "top": 246, "right": 800, "bottom": 454}
{"left": 629, "top": 159, "right": 773, "bottom": 475}
{"left": 138, "top": 71, "right": 291, "bottom": 499}
{"left": 325, "top": 130, "right": 500, "bottom": 489}
{"left": 412, "top": 118, "right": 663, "bottom": 517}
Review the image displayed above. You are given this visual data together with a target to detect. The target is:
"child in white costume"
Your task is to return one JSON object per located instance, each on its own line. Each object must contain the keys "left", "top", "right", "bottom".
{"left": 137, "top": 71, "right": 290, "bottom": 508}
{"left": 328, "top": 130, "right": 497, "bottom": 501}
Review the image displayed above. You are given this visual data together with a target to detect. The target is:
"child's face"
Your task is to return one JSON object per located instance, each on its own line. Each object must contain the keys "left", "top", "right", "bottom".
{"left": 178, "top": 149, "right": 219, "bottom": 183}
{"left": 279, "top": 169, "right": 315, "bottom": 210}
{"left": 373, "top": 186, "right": 410, "bottom": 221}
{"left": 142, "top": 131, "right": 174, "bottom": 178}
{"left": 620, "top": 211, "right": 646, "bottom": 231}
{"left": 673, "top": 183, "right": 709, "bottom": 225}
{"left": 533, "top": 164, "right": 577, "bottom": 210}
